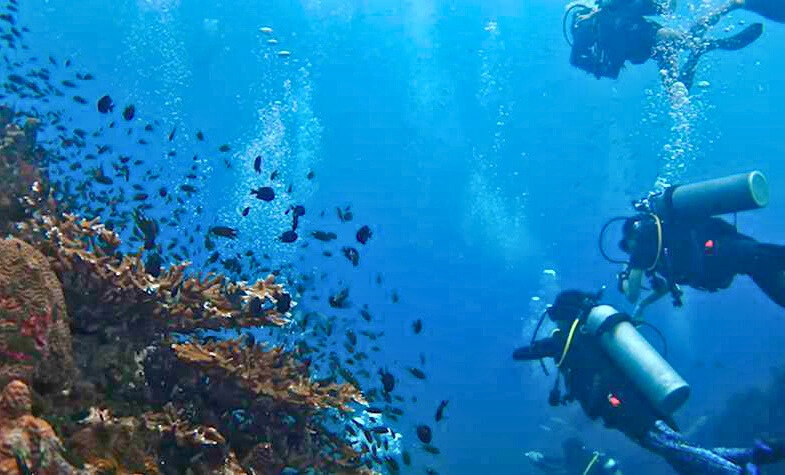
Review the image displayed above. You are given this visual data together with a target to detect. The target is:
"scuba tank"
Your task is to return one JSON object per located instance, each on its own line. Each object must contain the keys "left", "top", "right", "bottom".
{"left": 639, "top": 170, "right": 769, "bottom": 219}
{"left": 583, "top": 304, "right": 690, "bottom": 415}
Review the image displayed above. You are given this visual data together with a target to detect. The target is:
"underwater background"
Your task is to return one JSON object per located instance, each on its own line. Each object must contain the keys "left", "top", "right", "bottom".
{"left": 3, "top": 0, "right": 785, "bottom": 473}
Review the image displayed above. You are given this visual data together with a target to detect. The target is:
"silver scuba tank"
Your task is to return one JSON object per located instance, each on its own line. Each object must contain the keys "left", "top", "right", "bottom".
{"left": 667, "top": 170, "right": 769, "bottom": 218}
{"left": 583, "top": 305, "right": 690, "bottom": 415}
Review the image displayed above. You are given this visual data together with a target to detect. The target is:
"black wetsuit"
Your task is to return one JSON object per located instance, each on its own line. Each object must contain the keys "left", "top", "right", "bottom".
{"left": 630, "top": 216, "right": 785, "bottom": 307}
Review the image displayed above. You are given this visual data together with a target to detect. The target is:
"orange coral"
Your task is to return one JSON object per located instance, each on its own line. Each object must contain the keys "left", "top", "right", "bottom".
{"left": 0, "top": 380, "right": 85, "bottom": 475}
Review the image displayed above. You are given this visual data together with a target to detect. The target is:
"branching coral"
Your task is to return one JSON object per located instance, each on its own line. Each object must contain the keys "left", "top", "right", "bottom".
{"left": 15, "top": 213, "right": 292, "bottom": 333}
{"left": 143, "top": 339, "right": 370, "bottom": 472}
{"left": 171, "top": 339, "right": 367, "bottom": 412}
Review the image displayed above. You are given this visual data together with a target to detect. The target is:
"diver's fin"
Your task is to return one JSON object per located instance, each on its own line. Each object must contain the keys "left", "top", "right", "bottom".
{"left": 710, "top": 22, "right": 763, "bottom": 51}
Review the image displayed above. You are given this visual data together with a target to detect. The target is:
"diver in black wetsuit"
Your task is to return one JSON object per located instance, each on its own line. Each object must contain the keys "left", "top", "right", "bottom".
{"left": 565, "top": 0, "right": 767, "bottom": 90}
{"left": 526, "top": 437, "right": 623, "bottom": 474}
{"left": 513, "top": 289, "right": 785, "bottom": 474}
{"left": 612, "top": 172, "right": 785, "bottom": 318}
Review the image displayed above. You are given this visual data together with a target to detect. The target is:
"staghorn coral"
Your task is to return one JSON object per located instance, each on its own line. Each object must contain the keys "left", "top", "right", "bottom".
{"left": 15, "top": 213, "right": 292, "bottom": 334}
{"left": 144, "top": 339, "right": 370, "bottom": 472}
{"left": 0, "top": 237, "right": 75, "bottom": 393}
{"left": 0, "top": 380, "right": 85, "bottom": 475}
{"left": 171, "top": 339, "right": 366, "bottom": 412}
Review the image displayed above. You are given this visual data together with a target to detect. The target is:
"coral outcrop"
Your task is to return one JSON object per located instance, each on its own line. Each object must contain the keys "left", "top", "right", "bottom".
{"left": 0, "top": 237, "right": 75, "bottom": 393}
{"left": 0, "top": 380, "right": 84, "bottom": 475}
{"left": 0, "top": 112, "right": 374, "bottom": 474}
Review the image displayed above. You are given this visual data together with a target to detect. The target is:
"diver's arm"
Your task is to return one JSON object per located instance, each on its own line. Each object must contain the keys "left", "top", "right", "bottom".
{"left": 631, "top": 274, "right": 669, "bottom": 319}
{"left": 512, "top": 337, "right": 561, "bottom": 361}
{"left": 620, "top": 267, "right": 644, "bottom": 303}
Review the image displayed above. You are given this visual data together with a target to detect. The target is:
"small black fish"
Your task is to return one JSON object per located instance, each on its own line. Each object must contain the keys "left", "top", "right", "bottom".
{"left": 409, "top": 367, "right": 426, "bottom": 380}
{"left": 158, "top": 187, "right": 167, "bottom": 197}
{"left": 342, "top": 247, "right": 359, "bottom": 266}
{"left": 122, "top": 104, "right": 135, "bottom": 120}
{"left": 97, "top": 94, "right": 114, "bottom": 113}
{"left": 311, "top": 231, "right": 337, "bottom": 242}
{"left": 416, "top": 425, "right": 433, "bottom": 444}
{"left": 209, "top": 226, "right": 238, "bottom": 239}
{"left": 280, "top": 230, "right": 298, "bottom": 243}
{"left": 254, "top": 155, "right": 262, "bottom": 173}
{"left": 219, "top": 144, "right": 231, "bottom": 152}
{"left": 242, "top": 207, "right": 250, "bottom": 216}
{"left": 360, "top": 308, "right": 372, "bottom": 322}
{"left": 402, "top": 451, "right": 411, "bottom": 466}
{"left": 435, "top": 399, "right": 449, "bottom": 422}
{"left": 168, "top": 126, "right": 176, "bottom": 141}
{"left": 181, "top": 184, "right": 197, "bottom": 193}
{"left": 250, "top": 186, "right": 275, "bottom": 201}
{"left": 72, "top": 95, "right": 88, "bottom": 104}
{"left": 306, "top": 170, "right": 315, "bottom": 180}
{"left": 412, "top": 318, "right": 423, "bottom": 334}
{"left": 379, "top": 369, "right": 395, "bottom": 393}
{"left": 196, "top": 130, "right": 204, "bottom": 140}
{"left": 356, "top": 225, "right": 372, "bottom": 244}
{"left": 145, "top": 253, "right": 162, "bottom": 277}
{"left": 422, "top": 445, "right": 440, "bottom": 455}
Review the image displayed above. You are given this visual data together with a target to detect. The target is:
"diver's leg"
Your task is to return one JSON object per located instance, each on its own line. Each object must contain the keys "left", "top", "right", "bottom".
{"left": 711, "top": 448, "right": 753, "bottom": 466}
{"left": 750, "top": 271, "right": 785, "bottom": 307}
{"left": 732, "top": 241, "right": 785, "bottom": 308}
{"left": 678, "top": 22, "right": 763, "bottom": 90}
{"left": 689, "top": 0, "right": 744, "bottom": 38}
{"left": 743, "top": 0, "right": 785, "bottom": 22}
{"left": 640, "top": 421, "right": 746, "bottom": 474}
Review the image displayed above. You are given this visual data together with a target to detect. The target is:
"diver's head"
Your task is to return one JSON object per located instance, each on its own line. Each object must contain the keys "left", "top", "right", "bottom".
{"left": 548, "top": 289, "right": 600, "bottom": 327}
{"left": 618, "top": 215, "right": 651, "bottom": 255}
{"left": 567, "top": 10, "right": 624, "bottom": 79}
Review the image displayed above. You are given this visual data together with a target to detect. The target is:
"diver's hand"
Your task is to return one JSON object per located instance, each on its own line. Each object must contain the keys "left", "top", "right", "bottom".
{"left": 577, "top": 8, "right": 600, "bottom": 22}
{"left": 617, "top": 269, "right": 630, "bottom": 294}
{"left": 525, "top": 451, "right": 544, "bottom": 462}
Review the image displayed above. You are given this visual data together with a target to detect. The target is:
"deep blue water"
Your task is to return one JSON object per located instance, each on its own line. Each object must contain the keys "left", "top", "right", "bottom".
{"left": 6, "top": 0, "right": 785, "bottom": 473}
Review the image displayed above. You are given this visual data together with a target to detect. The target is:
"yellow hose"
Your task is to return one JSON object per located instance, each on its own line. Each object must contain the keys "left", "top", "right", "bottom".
{"left": 556, "top": 318, "right": 581, "bottom": 368}
{"left": 647, "top": 213, "right": 663, "bottom": 272}
{"left": 582, "top": 451, "right": 601, "bottom": 475}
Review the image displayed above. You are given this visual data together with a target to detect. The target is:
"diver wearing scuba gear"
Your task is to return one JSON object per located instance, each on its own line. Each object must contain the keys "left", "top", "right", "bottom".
{"left": 564, "top": 0, "right": 764, "bottom": 89}
{"left": 513, "top": 289, "right": 785, "bottom": 474}
{"left": 525, "top": 437, "right": 623, "bottom": 475}
{"left": 617, "top": 190, "right": 785, "bottom": 317}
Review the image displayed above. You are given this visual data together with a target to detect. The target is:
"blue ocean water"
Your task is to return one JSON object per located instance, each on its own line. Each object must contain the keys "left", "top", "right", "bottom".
{"left": 5, "top": 0, "right": 785, "bottom": 473}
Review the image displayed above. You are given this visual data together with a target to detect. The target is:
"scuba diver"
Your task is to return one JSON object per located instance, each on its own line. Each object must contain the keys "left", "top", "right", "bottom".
{"left": 564, "top": 0, "right": 765, "bottom": 90}
{"left": 604, "top": 171, "right": 785, "bottom": 318}
{"left": 513, "top": 288, "right": 785, "bottom": 474}
{"left": 525, "top": 437, "right": 623, "bottom": 474}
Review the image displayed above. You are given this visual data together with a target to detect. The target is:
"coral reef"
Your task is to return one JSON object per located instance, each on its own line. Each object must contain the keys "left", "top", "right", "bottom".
{"left": 0, "top": 112, "right": 374, "bottom": 474}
